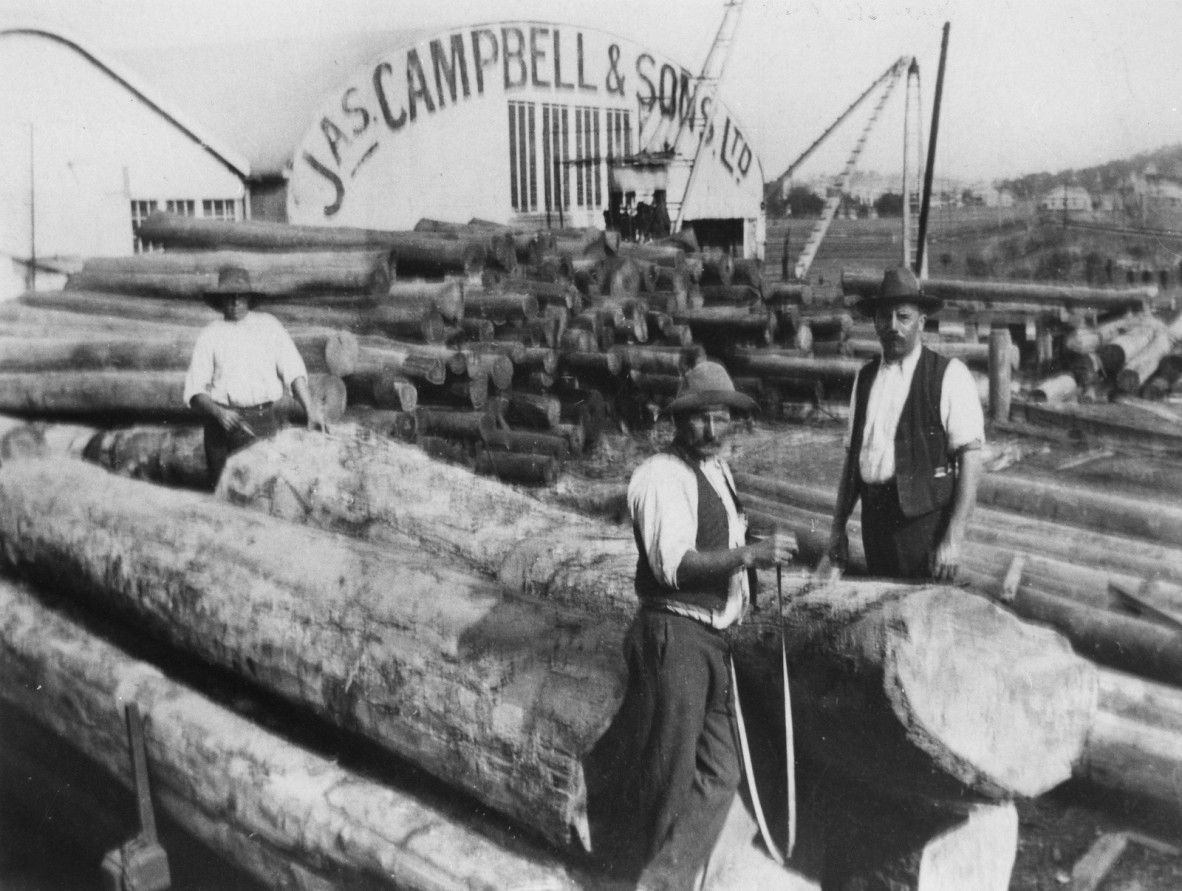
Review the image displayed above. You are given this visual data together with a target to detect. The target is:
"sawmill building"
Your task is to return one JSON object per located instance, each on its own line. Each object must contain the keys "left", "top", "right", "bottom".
{"left": 1, "top": 19, "right": 767, "bottom": 299}
{"left": 0, "top": 25, "right": 251, "bottom": 297}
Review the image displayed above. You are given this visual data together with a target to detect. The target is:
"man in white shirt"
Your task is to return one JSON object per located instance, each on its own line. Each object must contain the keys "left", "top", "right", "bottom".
{"left": 827, "top": 267, "right": 984, "bottom": 580}
{"left": 597, "top": 361, "right": 795, "bottom": 890}
{"left": 184, "top": 266, "right": 323, "bottom": 487}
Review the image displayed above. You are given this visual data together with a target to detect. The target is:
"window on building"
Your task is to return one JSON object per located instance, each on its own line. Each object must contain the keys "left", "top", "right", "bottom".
{"left": 605, "top": 109, "right": 632, "bottom": 163}
{"left": 542, "top": 104, "right": 570, "bottom": 216}
{"left": 202, "top": 199, "right": 240, "bottom": 221}
{"left": 130, "top": 200, "right": 159, "bottom": 253}
{"left": 166, "top": 199, "right": 196, "bottom": 216}
{"left": 574, "top": 107, "right": 603, "bottom": 209}
{"left": 508, "top": 100, "right": 537, "bottom": 213}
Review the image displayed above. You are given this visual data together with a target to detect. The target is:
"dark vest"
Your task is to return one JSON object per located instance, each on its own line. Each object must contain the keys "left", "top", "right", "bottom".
{"left": 633, "top": 450, "right": 739, "bottom": 611}
{"left": 850, "top": 347, "right": 955, "bottom": 518}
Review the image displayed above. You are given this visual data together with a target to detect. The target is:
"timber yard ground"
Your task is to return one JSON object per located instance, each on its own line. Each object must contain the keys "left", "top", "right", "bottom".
{"left": 3, "top": 209, "right": 1182, "bottom": 889}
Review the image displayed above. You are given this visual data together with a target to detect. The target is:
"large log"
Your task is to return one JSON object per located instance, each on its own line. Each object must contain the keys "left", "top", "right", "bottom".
{"left": 0, "top": 575, "right": 584, "bottom": 890}
{"left": 0, "top": 459, "right": 626, "bottom": 851}
{"left": 23, "top": 289, "right": 221, "bottom": 326}
{"left": 1006, "top": 399, "right": 1182, "bottom": 457}
{"left": 0, "top": 330, "right": 354, "bottom": 377}
{"left": 382, "top": 280, "right": 465, "bottom": 321}
{"left": 215, "top": 431, "right": 1097, "bottom": 805}
{"left": 730, "top": 349, "right": 863, "bottom": 383}
{"left": 73, "top": 249, "right": 392, "bottom": 296}
{"left": 354, "top": 339, "right": 449, "bottom": 385}
{"left": 83, "top": 425, "right": 207, "bottom": 488}
{"left": 1078, "top": 668, "right": 1182, "bottom": 816}
{"left": 0, "top": 370, "right": 346, "bottom": 424}
{"left": 977, "top": 470, "right": 1182, "bottom": 547}
{"left": 842, "top": 272, "right": 1155, "bottom": 312}
{"left": 1115, "top": 328, "right": 1174, "bottom": 394}
{"left": 670, "top": 306, "right": 777, "bottom": 344}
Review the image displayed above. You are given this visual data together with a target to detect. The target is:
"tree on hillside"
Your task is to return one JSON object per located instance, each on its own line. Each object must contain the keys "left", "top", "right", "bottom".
{"left": 874, "top": 192, "right": 904, "bottom": 217}
{"left": 784, "top": 185, "right": 824, "bottom": 217}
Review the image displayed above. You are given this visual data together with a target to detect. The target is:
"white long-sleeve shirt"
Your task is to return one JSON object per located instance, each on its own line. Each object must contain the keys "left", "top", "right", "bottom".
{"left": 182, "top": 312, "right": 307, "bottom": 408}
{"left": 846, "top": 345, "right": 985, "bottom": 484}
{"left": 628, "top": 452, "right": 749, "bottom": 629}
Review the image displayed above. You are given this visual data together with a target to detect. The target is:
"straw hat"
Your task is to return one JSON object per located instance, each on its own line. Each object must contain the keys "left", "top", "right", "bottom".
{"left": 664, "top": 360, "right": 758, "bottom": 416}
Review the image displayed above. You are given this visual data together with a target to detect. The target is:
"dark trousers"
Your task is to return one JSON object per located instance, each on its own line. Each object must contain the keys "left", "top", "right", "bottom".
{"left": 593, "top": 609, "right": 741, "bottom": 889}
{"left": 860, "top": 480, "right": 950, "bottom": 580}
{"left": 202, "top": 403, "right": 282, "bottom": 489}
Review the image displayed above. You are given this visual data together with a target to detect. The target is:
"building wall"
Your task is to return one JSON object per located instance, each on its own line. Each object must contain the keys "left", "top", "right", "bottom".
{"left": 0, "top": 29, "right": 247, "bottom": 297}
{"left": 287, "top": 21, "right": 764, "bottom": 252}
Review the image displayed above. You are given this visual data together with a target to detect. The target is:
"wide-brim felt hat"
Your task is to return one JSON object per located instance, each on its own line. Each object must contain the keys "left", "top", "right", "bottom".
{"left": 663, "top": 360, "right": 758, "bottom": 416}
{"left": 203, "top": 265, "right": 263, "bottom": 309}
{"left": 855, "top": 266, "right": 942, "bottom": 315}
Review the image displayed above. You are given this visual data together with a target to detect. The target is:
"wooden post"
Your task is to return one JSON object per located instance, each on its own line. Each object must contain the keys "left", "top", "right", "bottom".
{"left": 988, "top": 329, "right": 1012, "bottom": 423}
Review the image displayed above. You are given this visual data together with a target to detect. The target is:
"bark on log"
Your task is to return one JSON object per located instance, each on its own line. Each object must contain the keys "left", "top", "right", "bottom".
{"left": 459, "top": 350, "right": 514, "bottom": 391}
{"left": 23, "top": 289, "right": 221, "bottom": 326}
{"left": 481, "top": 427, "right": 570, "bottom": 461}
{"left": 0, "top": 420, "right": 95, "bottom": 465}
{"left": 978, "top": 470, "right": 1182, "bottom": 547}
{"left": 1115, "top": 329, "right": 1174, "bottom": 394}
{"left": 842, "top": 272, "right": 1155, "bottom": 311}
{"left": 462, "top": 290, "right": 540, "bottom": 321}
{"left": 83, "top": 425, "right": 207, "bottom": 488}
{"left": 0, "top": 575, "right": 583, "bottom": 890}
{"left": 699, "top": 284, "right": 762, "bottom": 306}
{"left": 341, "top": 408, "right": 417, "bottom": 441}
{"left": 1077, "top": 669, "right": 1182, "bottom": 816}
{"left": 0, "top": 303, "right": 202, "bottom": 336}
{"left": 492, "top": 392, "right": 562, "bottom": 430}
{"left": 670, "top": 307, "right": 776, "bottom": 344}
{"left": 354, "top": 340, "right": 449, "bottom": 386}
{"left": 382, "top": 280, "right": 465, "bottom": 321}
{"left": 457, "top": 317, "right": 496, "bottom": 342}
{"left": 1096, "top": 323, "right": 1165, "bottom": 376}
{"left": 1006, "top": 399, "right": 1182, "bottom": 457}
{"left": 416, "top": 434, "right": 476, "bottom": 468}
{"left": 134, "top": 211, "right": 404, "bottom": 251}
{"left": 263, "top": 301, "right": 448, "bottom": 344}
{"left": 729, "top": 350, "right": 863, "bottom": 382}
{"left": 0, "top": 460, "right": 627, "bottom": 851}
{"left": 614, "top": 345, "right": 703, "bottom": 376}
{"left": 213, "top": 431, "right": 1097, "bottom": 804}
{"left": 76, "top": 249, "right": 393, "bottom": 296}
{"left": 475, "top": 448, "right": 561, "bottom": 486}
{"left": 699, "top": 248, "right": 735, "bottom": 286}
{"left": 417, "top": 371, "right": 489, "bottom": 410}
{"left": 0, "top": 370, "right": 345, "bottom": 424}
{"left": 344, "top": 370, "right": 418, "bottom": 411}
{"left": 415, "top": 407, "right": 497, "bottom": 440}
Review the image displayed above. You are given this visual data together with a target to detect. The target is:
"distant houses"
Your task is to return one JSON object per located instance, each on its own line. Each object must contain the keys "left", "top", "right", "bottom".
{"left": 1038, "top": 184, "right": 1093, "bottom": 212}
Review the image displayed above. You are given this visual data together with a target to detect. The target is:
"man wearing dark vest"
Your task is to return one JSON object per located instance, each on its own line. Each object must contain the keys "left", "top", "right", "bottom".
{"left": 827, "top": 267, "right": 984, "bottom": 580}
{"left": 619, "top": 360, "right": 797, "bottom": 890}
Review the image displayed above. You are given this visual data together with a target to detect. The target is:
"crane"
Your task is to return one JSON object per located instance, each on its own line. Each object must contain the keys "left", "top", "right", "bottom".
{"left": 790, "top": 57, "right": 910, "bottom": 281}
{"left": 617, "top": 0, "right": 747, "bottom": 234}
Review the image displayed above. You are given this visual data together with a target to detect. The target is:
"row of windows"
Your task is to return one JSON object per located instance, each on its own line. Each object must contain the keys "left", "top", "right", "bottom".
{"left": 130, "top": 198, "right": 242, "bottom": 252}
{"left": 508, "top": 101, "right": 631, "bottom": 215}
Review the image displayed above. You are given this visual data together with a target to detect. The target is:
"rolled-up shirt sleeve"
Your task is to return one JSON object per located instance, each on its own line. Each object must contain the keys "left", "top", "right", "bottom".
{"left": 941, "top": 358, "right": 986, "bottom": 452}
{"left": 628, "top": 455, "right": 698, "bottom": 589}
{"left": 182, "top": 327, "right": 215, "bottom": 407}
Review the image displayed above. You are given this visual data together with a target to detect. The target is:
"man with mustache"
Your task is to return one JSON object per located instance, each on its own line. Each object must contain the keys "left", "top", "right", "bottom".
{"left": 827, "top": 267, "right": 984, "bottom": 581}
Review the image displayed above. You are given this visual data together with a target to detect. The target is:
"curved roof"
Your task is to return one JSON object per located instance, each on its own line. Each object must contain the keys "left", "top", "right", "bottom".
{"left": 0, "top": 24, "right": 251, "bottom": 178}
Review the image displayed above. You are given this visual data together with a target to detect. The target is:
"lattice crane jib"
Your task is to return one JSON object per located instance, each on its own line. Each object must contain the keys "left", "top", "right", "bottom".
{"left": 626, "top": 0, "right": 746, "bottom": 229}
{"left": 791, "top": 56, "right": 910, "bottom": 282}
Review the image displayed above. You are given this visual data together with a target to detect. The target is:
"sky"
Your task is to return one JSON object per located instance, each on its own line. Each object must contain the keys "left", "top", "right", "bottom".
{"left": 4, "top": 0, "right": 1181, "bottom": 186}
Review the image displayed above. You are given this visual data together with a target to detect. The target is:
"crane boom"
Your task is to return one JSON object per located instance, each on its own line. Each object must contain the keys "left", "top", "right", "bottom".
{"left": 792, "top": 57, "right": 909, "bottom": 281}
{"left": 766, "top": 57, "right": 907, "bottom": 202}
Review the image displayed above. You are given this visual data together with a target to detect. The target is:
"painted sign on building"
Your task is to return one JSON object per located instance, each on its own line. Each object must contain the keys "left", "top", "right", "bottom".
{"left": 288, "top": 21, "right": 764, "bottom": 233}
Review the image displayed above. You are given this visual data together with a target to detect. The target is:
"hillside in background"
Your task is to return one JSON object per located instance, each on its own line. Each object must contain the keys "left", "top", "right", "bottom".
{"left": 997, "top": 143, "right": 1182, "bottom": 199}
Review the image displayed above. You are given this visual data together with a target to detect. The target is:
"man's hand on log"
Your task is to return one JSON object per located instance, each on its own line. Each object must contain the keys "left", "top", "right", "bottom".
{"left": 930, "top": 536, "right": 961, "bottom": 582}
{"left": 747, "top": 529, "right": 798, "bottom": 568}
{"left": 305, "top": 405, "right": 327, "bottom": 433}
